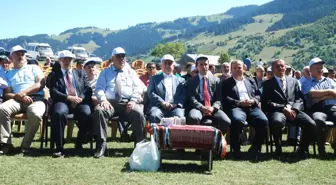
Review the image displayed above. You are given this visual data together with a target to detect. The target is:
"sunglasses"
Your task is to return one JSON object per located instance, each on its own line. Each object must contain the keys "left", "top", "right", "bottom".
{"left": 147, "top": 66, "right": 156, "bottom": 69}
{"left": 116, "top": 54, "right": 126, "bottom": 58}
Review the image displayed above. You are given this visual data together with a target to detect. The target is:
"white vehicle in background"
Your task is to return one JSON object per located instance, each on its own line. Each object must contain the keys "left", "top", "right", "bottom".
{"left": 67, "top": 46, "right": 89, "bottom": 60}
{"left": 26, "top": 43, "right": 55, "bottom": 61}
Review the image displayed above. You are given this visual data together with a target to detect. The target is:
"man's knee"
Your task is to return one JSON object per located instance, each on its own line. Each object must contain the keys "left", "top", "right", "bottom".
{"left": 215, "top": 110, "right": 231, "bottom": 125}
{"left": 188, "top": 109, "right": 202, "bottom": 124}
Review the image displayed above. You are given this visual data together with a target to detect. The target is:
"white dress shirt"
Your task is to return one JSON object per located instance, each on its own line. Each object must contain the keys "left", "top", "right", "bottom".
{"left": 163, "top": 73, "right": 174, "bottom": 103}
{"left": 274, "top": 75, "right": 286, "bottom": 92}
{"left": 233, "top": 77, "right": 250, "bottom": 101}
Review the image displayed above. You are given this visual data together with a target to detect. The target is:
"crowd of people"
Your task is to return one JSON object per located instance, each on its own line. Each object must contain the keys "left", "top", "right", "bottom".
{"left": 0, "top": 45, "right": 335, "bottom": 161}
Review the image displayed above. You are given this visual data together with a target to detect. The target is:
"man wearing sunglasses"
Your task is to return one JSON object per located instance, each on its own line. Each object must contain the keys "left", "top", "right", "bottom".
{"left": 0, "top": 45, "right": 46, "bottom": 154}
{"left": 94, "top": 47, "right": 145, "bottom": 158}
{"left": 147, "top": 54, "right": 185, "bottom": 124}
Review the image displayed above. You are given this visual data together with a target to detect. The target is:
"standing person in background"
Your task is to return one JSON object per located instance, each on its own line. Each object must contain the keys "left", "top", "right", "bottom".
{"left": 173, "top": 64, "right": 182, "bottom": 77}
{"left": 75, "top": 59, "right": 84, "bottom": 71}
{"left": 328, "top": 68, "right": 335, "bottom": 82}
{"left": 220, "top": 62, "right": 231, "bottom": 81}
{"left": 44, "top": 57, "right": 54, "bottom": 67}
{"left": 257, "top": 59, "right": 263, "bottom": 67}
{"left": 243, "top": 55, "right": 252, "bottom": 71}
{"left": 139, "top": 62, "right": 157, "bottom": 87}
{"left": 209, "top": 64, "right": 216, "bottom": 74}
{"left": 266, "top": 67, "right": 273, "bottom": 80}
{"left": 182, "top": 62, "right": 195, "bottom": 81}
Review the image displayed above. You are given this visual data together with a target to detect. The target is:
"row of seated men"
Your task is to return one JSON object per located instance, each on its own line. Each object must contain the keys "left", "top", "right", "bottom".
{"left": 0, "top": 45, "right": 335, "bottom": 161}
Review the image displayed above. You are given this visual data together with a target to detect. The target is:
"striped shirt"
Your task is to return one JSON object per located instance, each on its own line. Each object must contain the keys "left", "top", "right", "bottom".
{"left": 301, "top": 77, "right": 336, "bottom": 106}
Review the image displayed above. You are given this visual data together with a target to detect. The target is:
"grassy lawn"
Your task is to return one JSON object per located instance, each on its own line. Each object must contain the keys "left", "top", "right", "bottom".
{"left": 1, "top": 126, "right": 336, "bottom": 185}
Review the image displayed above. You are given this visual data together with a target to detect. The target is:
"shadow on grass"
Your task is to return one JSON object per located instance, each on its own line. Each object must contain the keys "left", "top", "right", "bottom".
{"left": 121, "top": 161, "right": 211, "bottom": 174}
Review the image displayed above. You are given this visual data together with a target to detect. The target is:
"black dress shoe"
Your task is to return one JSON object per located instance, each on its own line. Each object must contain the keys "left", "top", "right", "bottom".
{"left": 52, "top": 151, "right": 64, "bottom": 158}
{"left": 232, "top": 149, "right": 242, "bottom": 160}
{"left": 275, "top": 145, "right": 282, "bottom": 156}
{"left": 248, "top": 146, "right": 261, "bottom": 160}
{"left": 75, "top": 140, "right": 83, "bottom": 150}
{"left": 0, "top": 144, "right": 14, "bottom": 155}
{"left": 296, "top": 147, "right": 308, "bottom": 159}
{"left": 94, "top": 142, "right": 107, "bottom": 158}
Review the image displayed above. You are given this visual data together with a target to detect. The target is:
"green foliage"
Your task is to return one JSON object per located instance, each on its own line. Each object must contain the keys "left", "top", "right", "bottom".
{"left": 151, "top": 42, "right": 186, "bottom": 59}
{"left": 218, "top": 52, "right": 231, "bottom": 64}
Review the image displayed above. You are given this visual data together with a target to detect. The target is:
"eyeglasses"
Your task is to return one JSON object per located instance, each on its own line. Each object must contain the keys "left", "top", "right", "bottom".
{"left": 147, "top": 66, "right": 156, "bottom": 69}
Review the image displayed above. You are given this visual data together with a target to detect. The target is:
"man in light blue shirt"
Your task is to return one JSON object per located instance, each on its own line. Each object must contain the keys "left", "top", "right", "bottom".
{"left": 0, "top": 45, "right": 46, "bottom": 154}
{"left": 93, "top": 47, "right": 145, "bottom": 158}
{"left": 302, "top": 57, "right": 336, "bottom": 156}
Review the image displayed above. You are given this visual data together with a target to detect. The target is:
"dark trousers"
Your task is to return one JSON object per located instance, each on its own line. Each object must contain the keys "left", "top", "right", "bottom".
{"left": 148, "top": 106, "right": 184, "bottom": 123}
{"left": 93, "top": 101, "right": 145, "bottom": 145}
{"left": 187, "top": 108, "right": 231, "bottom": 134}
{"left": 311, "top": 105, "right": 336, "bottom": 150}
{"left": 51, "top": 102, "right": 92, "bottom": 151}
{"left": 268, "top": 111, "right": 316, "bottom": 150}
{"left": 229, "top": 107, "right": 268, "bottom": 151}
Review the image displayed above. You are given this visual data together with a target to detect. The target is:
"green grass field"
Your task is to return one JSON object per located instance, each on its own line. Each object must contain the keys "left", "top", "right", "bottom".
{"left": 1, "top": 125, "right": 336, "bottom": 185}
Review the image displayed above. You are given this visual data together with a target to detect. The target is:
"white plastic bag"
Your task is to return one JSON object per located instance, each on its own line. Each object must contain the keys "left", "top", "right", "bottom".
{"left": 129, "top": 136, "right": 160, "bottom": 172}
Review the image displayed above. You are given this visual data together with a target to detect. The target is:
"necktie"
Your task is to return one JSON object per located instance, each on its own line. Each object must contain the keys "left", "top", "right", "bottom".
{"left": 115, "top": 70, "right": 122, "bottom": 102}
{"left": 280, "top": 78, "right": 286, "bottom": 94}
{"left": 65, "top": 70, "right": 76, "bottom": 96}
{"left": 203, "top": 77, "right": 211, "bottom": 107}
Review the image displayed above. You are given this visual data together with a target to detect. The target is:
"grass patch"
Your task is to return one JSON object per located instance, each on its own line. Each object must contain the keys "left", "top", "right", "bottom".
{"left": 1, "top": 124, "right": 336, "bottom": 185}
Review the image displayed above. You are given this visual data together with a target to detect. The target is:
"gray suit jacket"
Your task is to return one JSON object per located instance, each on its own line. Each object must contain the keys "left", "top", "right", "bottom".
{"left": 186, "top": 73, "right": 222, "bottom": 111}
{"left": 147, "top": 73, "right": 185, "bottom": 109}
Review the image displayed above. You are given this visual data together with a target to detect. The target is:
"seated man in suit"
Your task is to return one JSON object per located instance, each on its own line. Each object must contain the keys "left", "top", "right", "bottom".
{"left": 94, "top": 47, "right": 145, "bottom": 158}
{"left": 301, "top": 57, "right": 336, "bottom": 156}
{"left": 0, "top": 45, "right": 46, "bottom": 154}
{"left": 186, "top": 55, "right": 230, "bottom": 134}
{"left": 261, "top": 59, "right": 316, "bottom": 157}
{"left": 222, "top": 60, "right": 268, "bottom": 159}
{"left": 49, "top": 50, "right": 92, "bottom": 157}
{"left": 147, "top": 54, "right": 185, "bottom": 123}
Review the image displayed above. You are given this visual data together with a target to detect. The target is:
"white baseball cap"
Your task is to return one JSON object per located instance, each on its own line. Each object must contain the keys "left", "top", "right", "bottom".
{"left": 195, "top": 54, "right": 208, "bottom": 62}
{"left": 112, "top": 47, "right": 126, "bottom": 56}
{"left": 83, "top": 57, "right": 103, "bottom": 67}
{"left": 309, "top": 57, "right": 325, "bottom": 66}
{"left": 10, "top": 45, "right": 27, "bottom": 55}
{"left": 58, "top": 50, "right": 75, "bottom": 59}
{"left": 161, "top": 54, "right": 175, "bottom": 63}
{"left": 267, "top": 67, "right": 272, "bottom": 72}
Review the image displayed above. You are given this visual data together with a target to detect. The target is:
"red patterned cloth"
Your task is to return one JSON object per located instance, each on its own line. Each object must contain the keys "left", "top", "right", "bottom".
{"left": 151, "top": 124, "right": 227, "bottom": 159}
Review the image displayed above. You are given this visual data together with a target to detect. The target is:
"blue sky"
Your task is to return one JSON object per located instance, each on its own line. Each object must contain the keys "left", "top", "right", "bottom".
{"left": 1, "top": 0, "right": 271, "bottom": 39}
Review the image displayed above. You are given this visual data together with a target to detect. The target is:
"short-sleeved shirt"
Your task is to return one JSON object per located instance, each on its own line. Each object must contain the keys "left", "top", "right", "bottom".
{"left": 301, "top": 77, "right": 336, "bottom": 106}
{"left": 0, "top": 66, "right": 8, "bottom": 97}
{"left": 5, "top": 64, "right": 44, "bottom": 96}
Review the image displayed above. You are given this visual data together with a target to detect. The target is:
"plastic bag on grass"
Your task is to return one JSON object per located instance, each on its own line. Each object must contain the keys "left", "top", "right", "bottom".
{"left": 129, "top": 136, "right": 160, "bottom": 172}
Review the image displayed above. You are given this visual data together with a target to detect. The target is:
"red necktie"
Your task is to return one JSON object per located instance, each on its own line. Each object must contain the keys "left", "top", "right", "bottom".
{"left": 203, "top": 77, "right": 211, "bottom": 107}
{"left": 65, "top": 70, "right": 76, "bottom": 96}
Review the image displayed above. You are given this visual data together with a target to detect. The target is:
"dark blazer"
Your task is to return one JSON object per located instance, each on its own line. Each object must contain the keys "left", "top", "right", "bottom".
{"left": 186, "top": 73, "right": 222, "bottom": 111}
{"left": 222, "top": 76, "right": 260, "bottom": 111}
{"left": 261, "top": 76, "right": 303, "bottom": 113}
{"left": 49, "top": 68, "right": 92, "bottom": 104}
{"left": 147, "top": 73, "right": 185, "bottom": 109}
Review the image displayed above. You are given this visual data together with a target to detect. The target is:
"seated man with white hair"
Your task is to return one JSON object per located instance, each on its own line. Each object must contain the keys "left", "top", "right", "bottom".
{"left": 147, "top": 54, "right": 185, "bottom": 123}
{"left": 94, "top": 47, "right": 145, "bottom": 158}
{"left": 0, "top": 45, "right": 46, "bottom": 154}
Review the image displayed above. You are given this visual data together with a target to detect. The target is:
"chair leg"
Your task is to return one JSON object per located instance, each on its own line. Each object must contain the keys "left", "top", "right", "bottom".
{"left": 45, "top": 120, "right": 49, "bottom": 147}
{"left": 17, "top": 121, "right": 22, "bottom": 132}
{"left": 111, "top": 121, "right": 118, "bottom": 139}
{"left": 265, "top": 126, "right": 269, "bottom": 154}
{"left": 40, "top": 119, "right": 46, "bottom": 151}
{"left": 293, "top": 126, "right": 299, "bottom": 152}
{"left": 66, "top": 121, "right": 75, "bottom": 142}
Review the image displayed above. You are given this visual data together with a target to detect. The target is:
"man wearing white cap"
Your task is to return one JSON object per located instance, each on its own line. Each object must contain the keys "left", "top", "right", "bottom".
{"left": 147, "top": 54, "right": 185, "bottom": 123}
{"left": 49, "top": 50, "right": 92, "bottom": 157}
{"left": 301, "top": 57, "right": 336, "bottom": 157}
{"left": 94, "top": 47, "right": 145, "bottom": 158}
{"left": 0, "top": 45, "right": 46, "bottom": 154}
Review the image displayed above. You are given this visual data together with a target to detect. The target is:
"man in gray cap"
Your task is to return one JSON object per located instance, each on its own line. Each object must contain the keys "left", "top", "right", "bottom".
{"left": 0, "top": 45, "right": 46, "bottom": 154}
{"left": 94, "top": 47, "right": 145, "bottom": 158}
